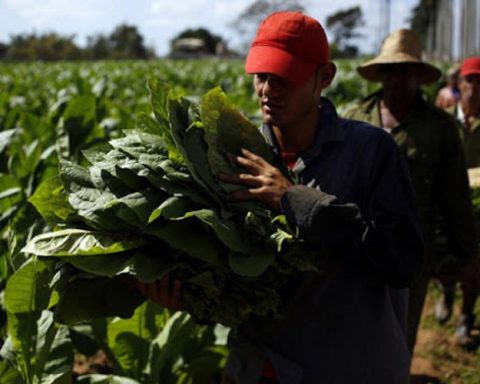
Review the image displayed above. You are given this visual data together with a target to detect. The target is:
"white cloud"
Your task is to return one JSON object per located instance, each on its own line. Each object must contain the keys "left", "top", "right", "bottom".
{"left": 0, "top": 0, "right": 417, "bottom": 55}
{"left": 3, "top": 0, "right": 106, "bottom": 27}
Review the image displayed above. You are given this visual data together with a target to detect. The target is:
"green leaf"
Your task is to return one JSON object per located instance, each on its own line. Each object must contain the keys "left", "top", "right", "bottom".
{"left": 148, "top": 196, "right": 191, "bottom": 223}
{"left": 59, "top": 160, "right": 94, "bottom": 188}
{"left": 53, "top": 277, "right": 145, "bottom": 324}
{"left": 147, "top": 79, "right": 184, "bottom": 163}
{"left": 56, "top": 94, "right": 100, "bottom": 158}
{"left": 29, "top": 177, "right": 76, "bottom": 224}
{"left": 228, "top": 250, "right": 274, "bottom": 277}
{"left": 0, "top": 359, "right": 22, "bottom": 384}
{"left": 148, "top": 221, "right": 225, "bottom": 266}
{"left": 76, "top": 374, "right": 140, "bottom": 384}
{"left": 22, "top": 229, "right": 147, "bottom": 257}
{"left": 4, "top": 257, "right": 52, "bottom": 314}
{"left": 0, "top": 129, "right": 16, "bottom": 154}
{"left": 0, "top": 174, "right": 23, "bottom": 214}
{"left": 200, "top": 87, "right": 274, "bottom": 191}
{"left": 35, "top": 311, "right": 73, "bottom": 383}
{"left": 178, "top": 209, "right": 247, "bottom": 253}
{"left": 107, "top": 302, "right": 167, "bottom": 378}
{"left": 148, "top": 312, "right": 197, "bottom": 380}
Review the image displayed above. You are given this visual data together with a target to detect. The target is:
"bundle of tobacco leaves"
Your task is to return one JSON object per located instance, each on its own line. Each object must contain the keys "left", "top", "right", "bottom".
{"left": 23, "top": 80, "right": 319, "bottom": 327}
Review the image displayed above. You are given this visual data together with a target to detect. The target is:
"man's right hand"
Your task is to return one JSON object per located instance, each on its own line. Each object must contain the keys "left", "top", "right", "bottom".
{"left": 123, "top": 274, "right": 182, "bottom": 311}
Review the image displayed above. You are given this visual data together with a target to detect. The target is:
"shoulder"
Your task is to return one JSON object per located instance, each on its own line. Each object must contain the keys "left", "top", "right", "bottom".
{"left": 340, "top": 116, "right": 388, "bottom": 140}
{"left": 423, "top": 102, "right": 462, "bottom": 137}
{"left": 342, "top": 93, "right": 379, "bottom": 120}
{"left": 338, "top": 116, "right": 398, "bottom": 154}
{"left": 425, "top": 102, "right": 457, "bottom": 123}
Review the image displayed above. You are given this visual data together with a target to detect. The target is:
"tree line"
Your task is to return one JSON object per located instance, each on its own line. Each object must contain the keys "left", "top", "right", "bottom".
{"left": 0, "top": 24, "right": 155, "bottom": 61}
{"left": 0, "top": 0, "right": 385, "bottom": 62}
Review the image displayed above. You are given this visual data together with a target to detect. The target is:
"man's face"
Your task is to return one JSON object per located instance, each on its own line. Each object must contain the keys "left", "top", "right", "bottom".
{"left": 459, "top": 74, "right": 480, "bottom": 107}
{"left": 379, "top": 63, "right": 420, "bottom": 99}
{"left": 253, "top": 71, "right": 320, "bottom": 128}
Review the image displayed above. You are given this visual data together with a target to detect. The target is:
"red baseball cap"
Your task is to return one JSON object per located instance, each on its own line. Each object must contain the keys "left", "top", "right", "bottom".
{"left": 459, "top": 57, "right": 480, "bottom": 77}
{"left": 245, "top": 11, "right": 329, "bottom": 85}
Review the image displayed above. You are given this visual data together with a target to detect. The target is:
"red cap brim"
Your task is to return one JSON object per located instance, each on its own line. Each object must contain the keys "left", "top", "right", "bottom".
{"left": 245, "top": 45, "right": 317, "bottom": 85}
{"left": 460, "top": 68, "right": 480, "bottom": 77}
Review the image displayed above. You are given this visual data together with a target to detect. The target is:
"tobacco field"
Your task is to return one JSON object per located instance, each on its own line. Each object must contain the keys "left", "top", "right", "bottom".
{"left": 0, "top": 59, "right": 478, "bottom": 384}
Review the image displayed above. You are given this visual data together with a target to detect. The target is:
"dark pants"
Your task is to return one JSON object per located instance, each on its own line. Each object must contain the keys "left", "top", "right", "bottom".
{"left": 406, "top": 274, "right": 430, "bottom": 355}
{"left": 437, "top": 274, "right": 479, "bottom": 315}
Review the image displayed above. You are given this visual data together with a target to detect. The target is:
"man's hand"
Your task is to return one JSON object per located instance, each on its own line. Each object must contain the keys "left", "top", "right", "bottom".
{"left": 123, "top": 274, "right": 182, "bottom": 310}
{"left": 219, "top": 148, "right": 293, "bottom": 211}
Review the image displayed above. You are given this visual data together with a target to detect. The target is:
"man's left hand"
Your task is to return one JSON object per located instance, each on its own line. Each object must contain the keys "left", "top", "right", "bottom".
{"left": 219, "top": 148, "right": 293, "bottom": 211}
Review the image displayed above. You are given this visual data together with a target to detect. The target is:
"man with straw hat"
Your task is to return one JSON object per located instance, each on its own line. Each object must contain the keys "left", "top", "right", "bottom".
{"left": 344, "top": 29, "right": 477, "bottom": 354}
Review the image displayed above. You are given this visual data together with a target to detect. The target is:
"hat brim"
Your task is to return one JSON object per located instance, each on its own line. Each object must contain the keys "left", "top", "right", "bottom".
{"left": 245, "top": 45, "right": 317, "bottom": 85}
{"left": 460, "top": 69, "right": 480, "bottom": 77}
{"left": 357, "top": 55, "right": 441, "bottom": 84}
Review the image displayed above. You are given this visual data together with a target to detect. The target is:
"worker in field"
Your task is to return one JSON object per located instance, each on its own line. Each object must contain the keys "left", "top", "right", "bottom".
{"left": 435, "top": 66, "right": 460, "bottom": 109}
{"left": 434, "top": 57, "right": 480, "bottom": 348}
{"left": 215, "top": 12, "right": 423, "bottom": 384}
{"left": 343, "top": 30, "right": 478, "bottom": 355}
{"left": 138, "top": 12, "right": 424, "bottom": 383}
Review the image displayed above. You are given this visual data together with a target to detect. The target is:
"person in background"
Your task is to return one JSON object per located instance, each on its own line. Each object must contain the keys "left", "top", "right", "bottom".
{"left": 435, "top": 67, "right": 460, "bottom": 109}
{"left": 434, "top": 57, "right": 480, "bottom": 348}
{"left": 343, "top": 29, "right": 478, "bottom": 356}
{"left": 218, "top": 12, "right": 423, "bottom": 384}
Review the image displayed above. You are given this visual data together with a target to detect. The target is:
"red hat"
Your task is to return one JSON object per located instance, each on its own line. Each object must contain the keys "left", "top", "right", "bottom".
{"left": 245, "top": 11, "right": 329, "bottom": 85}
{"left": 459, "top": 57, "right": 480, "bottom": 77}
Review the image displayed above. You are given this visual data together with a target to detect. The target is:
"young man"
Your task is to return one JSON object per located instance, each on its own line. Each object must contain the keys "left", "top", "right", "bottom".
{"left": 435, "top": 57, "right": 480, "bottom": 347}
{"left": 343, "top": 30, "right": 478, "bottom": 354}
{"left": 219, "top": 12, "right": 424, "bottom": 384}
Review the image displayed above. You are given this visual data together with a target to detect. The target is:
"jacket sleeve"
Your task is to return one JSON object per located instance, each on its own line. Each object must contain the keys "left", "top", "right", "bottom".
{"left": 280, "top": 133, "right": 424, "bottom": 288}
{"left": 436, "top": 119, "right": 477, "bottom": 261}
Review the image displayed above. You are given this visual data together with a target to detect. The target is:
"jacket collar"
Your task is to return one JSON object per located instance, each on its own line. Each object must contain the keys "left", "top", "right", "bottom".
{"left": 260, "top": 97, "right": 345, "bottom": 161}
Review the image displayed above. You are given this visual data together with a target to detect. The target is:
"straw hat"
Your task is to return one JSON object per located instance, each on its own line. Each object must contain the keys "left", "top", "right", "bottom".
{"left": 357, "top": 29, "right": 441, "bottom": 84}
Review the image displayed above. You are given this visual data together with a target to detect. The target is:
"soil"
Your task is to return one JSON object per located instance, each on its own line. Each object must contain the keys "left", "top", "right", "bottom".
{"left": 409, "top": 284, "right": 480, "bottom": 384}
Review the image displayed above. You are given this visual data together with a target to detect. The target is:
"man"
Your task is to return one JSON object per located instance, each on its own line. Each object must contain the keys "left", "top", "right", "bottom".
{"left": 435, "top": 57, "right": 480, "bottom": 347}
{"left": 435, "top": 67, "right": 460, "bottom": 109}
{"left": 219, "top": 12, "right": 423, "bottom": 384}
{"left": 452, "top": 57, "right": 480, "bottom": 167}
{"left": 343, "top": 29, "right": 477, "bottom": 354}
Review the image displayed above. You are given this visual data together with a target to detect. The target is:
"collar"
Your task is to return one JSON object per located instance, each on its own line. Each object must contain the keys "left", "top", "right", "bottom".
{"left": 260, "top": 97, "right": 345, "bottom": 160}
{"left": 364, "top": 90, "right": 427, "bottom": 131}
{"left": 456, "top": 102, "right": 466, "bottom": 124}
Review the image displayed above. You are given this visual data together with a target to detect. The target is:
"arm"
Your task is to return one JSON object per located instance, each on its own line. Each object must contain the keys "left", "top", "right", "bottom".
{"left": 122, "top": 274, "right": 182, "bottom": 310}
{"left": 222, "top": 139, "right": 424, "bottom": 288}
{"left": 280, "top": 135, "right": 424, "bottom": 288}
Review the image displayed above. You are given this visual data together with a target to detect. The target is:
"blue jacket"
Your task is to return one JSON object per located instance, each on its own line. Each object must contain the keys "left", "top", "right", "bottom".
{"left": 225, "top": 98, "right": 424, "bottom": 384}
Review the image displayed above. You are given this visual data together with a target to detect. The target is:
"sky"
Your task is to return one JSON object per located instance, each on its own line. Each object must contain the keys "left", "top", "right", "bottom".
{"left": 0, "top": 0, "right": 419, "bottom": 56}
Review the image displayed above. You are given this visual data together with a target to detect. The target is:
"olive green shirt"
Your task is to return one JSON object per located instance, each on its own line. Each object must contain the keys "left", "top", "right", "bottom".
{"left": 445, "top": 104, "right": 480, "bottom": 168}
{"left": 344, "top": 91, "right": 477, "bottom": 269}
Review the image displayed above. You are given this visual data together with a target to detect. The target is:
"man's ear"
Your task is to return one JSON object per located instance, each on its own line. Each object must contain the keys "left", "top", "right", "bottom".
{"left": 317, "top": 62, "right": 336, "bottom": 89}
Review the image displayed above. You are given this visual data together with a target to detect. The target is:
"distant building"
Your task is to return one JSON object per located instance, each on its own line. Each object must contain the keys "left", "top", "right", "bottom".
{"left": 169, "top": 35, "right": 238, "bottom": 59}
{"left": 170, "top": 38, "right": 207, "bottom": 59}
{"left": 424, "top": 0, "right": 480, "bottom": 60}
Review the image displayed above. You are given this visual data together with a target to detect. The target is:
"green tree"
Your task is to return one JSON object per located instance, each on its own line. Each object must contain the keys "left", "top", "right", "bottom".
{"left": 409, "top": 0, "right": 437, "bottom": 46}
{"left": 5, "top": 32, "right": 82, "bottom": 61}
{"left": 230, "top": 0, "right": 306, "bottom": 51}
{"left": 85, "top": 34, "right": 110, "bottom": 60}
{"left": 326, "top": 6, "right": 364, "bottom": 58}
{"left": 0, "top": 42, "right": 8, "bottom": 59}
{"left": 108, "top": 23, "right": 150, "bottom": 59}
